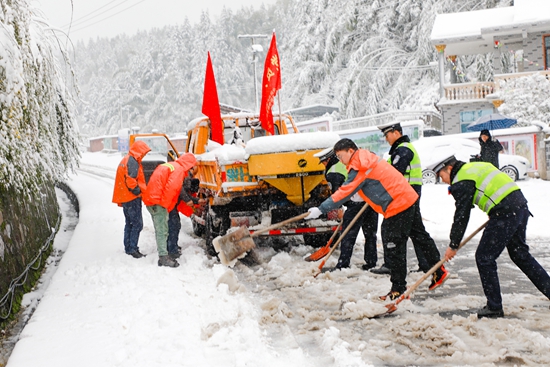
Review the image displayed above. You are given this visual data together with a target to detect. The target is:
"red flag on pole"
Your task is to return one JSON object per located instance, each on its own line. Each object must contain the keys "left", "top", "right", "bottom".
{"left": 259, "top": 32, "right": 281, "bottom": 135}
{"left": 202, "top": 52, "right": 223, "bottom": 145}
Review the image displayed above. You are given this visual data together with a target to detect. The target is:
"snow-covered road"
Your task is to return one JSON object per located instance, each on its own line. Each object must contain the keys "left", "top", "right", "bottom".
{"left": 5, "top": 151, "right": 550, "bottom": 366}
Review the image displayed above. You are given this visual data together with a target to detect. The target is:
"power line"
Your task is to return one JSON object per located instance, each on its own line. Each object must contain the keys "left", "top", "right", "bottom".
{"left": 62, "top": 0, "right": 130, "bottom": 28}
{"left": 67, "top": 0, "right": 149, "bottom": 35}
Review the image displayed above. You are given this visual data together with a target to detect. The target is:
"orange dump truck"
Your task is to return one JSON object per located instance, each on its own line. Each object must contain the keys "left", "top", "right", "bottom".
{"left": 185, "top": 113, "right": 341, "bottom": 254}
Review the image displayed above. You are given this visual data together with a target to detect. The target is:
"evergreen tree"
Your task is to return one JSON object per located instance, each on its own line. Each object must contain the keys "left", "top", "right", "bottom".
{"left": 0, "top": 0, "right": 80, "bottom": 197}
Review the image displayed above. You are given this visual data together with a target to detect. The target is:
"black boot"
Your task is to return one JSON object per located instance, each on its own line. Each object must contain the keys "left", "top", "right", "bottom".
{"left": 477, "top": 305, "right": 504, "bottom": 319}
{"left": 370, "top": 264, "right": 391, "bottom": 275}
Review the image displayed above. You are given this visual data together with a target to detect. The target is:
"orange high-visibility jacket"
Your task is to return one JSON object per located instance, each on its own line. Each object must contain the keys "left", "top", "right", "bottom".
{"left": 142, "top": 153, "right": 197, "bottom": 211}
{"left": 112, "top": 140, "right": 151, "bottom": 204}
{"left": 321, "top": 149, "right": 418, "bottom": 218}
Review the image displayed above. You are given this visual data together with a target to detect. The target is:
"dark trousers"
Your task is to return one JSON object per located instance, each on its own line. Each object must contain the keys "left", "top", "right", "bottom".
{"left": 381, "top": 203, "right": 415, "bottom": 293}
{"left": 336, "top": 202, "right": 379, "bottom": 268}
{"left": 477, "top": 206, "right": 550, "bottom": 310}
{"left": 362, "top": 205, "right": 380, "bottom": 268}
{"left": 167, "top": 208, "right": 181, "bottom": 254}
{"left": 409, "top": 199, "right": 440, "bottom": 272}
{"left": 122, "top": 198, "right": 143, "bottom": 254}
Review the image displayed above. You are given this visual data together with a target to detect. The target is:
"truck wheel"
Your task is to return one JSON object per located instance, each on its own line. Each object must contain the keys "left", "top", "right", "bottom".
{"left": 204, "top": 215, "right": 218, "bottom": 257}
{"left": 192, "top": 217, "right": 205, "bottom": 237}
{"left": 303, "top": 232, "right": 334, "bottom": 248}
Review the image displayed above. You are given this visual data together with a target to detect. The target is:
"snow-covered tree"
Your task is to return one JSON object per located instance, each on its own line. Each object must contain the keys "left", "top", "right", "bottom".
{"left": 69, "top": 0, "right": 515, "bottom": 134}
{"left": 0, "top": 0, "right": 80, "bottom": 197}
{"left": 498, "top": 74, "right": 550, "bottom": 125}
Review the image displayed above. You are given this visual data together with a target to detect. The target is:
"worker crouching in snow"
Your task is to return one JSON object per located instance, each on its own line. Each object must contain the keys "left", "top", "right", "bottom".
{"left": 432, "top": 155, "right": 550, "bottom": 318}
{"left": 305, "top": 138, "right": 449, "bottom": 301}
{"left": 142, "top": 153, "right": 198, "bottom": 268}
{"left": 112, "top": 140, "right": 151, "bottom": 259}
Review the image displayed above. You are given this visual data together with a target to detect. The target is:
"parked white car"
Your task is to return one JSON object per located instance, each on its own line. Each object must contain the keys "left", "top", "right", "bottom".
{"left": 410, "top": 136, "right": 530, "bottom": 184}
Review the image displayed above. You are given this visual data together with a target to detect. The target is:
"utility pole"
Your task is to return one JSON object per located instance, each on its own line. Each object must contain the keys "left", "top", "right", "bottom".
{"left": 238, "top": 34, "right": 268, "bottom": 112}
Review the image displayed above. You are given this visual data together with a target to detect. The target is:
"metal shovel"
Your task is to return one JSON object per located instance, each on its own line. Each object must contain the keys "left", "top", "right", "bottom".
{"left": 213, "top": 212, "right": 310, "bottom": 266}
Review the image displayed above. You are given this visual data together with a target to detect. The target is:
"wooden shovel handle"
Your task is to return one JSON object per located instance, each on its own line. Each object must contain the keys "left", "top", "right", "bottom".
{"left": 317, "top": 202, "right": 371, "bottom": 272}
{"left": 391, "top": 219, "right": 489, "bottom": 307}
{"left": 250, "top": 212, "right": 310, "bottom": 238}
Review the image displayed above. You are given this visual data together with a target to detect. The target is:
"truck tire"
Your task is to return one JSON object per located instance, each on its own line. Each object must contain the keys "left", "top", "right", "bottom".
{"left": 191, "top": 218, "right": 205, "bottom": 237}
{"left": 204, "top": 214, "right": 219, "bottom": 257}
{"left": 303, "top": 232, "right": 334, "bottom": 248}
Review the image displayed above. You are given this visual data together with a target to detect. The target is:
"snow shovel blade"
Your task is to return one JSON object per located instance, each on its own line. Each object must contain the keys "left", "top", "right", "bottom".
{"left": 304, "top": 222, "right": 342, "bottom": 262}
{"left": 304, "top": 245, "right": 330, "bottom": 262}
{"left": 212, "top": 226, "right": 256, "bottom": 266}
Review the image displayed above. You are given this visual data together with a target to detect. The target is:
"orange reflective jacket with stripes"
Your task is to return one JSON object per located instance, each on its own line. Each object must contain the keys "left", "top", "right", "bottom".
{"left": 329, "top": 149, "right": 418, "bottom": 218}
{"left": 112, "top": 141, "right": 151, "bottom": 205}
{"left": 142, "top": 153, "right": 197, "bottom": 211}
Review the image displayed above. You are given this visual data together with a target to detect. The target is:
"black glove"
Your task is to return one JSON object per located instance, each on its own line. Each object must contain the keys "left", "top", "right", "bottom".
{"left": 449, "top": 242, "right": 459, "bottom": 250}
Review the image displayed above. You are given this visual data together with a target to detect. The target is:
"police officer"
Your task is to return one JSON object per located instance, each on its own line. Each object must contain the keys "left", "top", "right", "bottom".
{"left": 433, "top": 155, "right": 550, "bottom": 318}
{"left": 313, "top": 147, "right": 380, "bottom": 271}
{"left": 377, "top": 122, "right": 446, "bottom": 281}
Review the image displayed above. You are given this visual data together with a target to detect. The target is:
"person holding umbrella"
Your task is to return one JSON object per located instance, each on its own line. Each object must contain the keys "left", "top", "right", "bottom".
{"left": 475, "top": 129, "right": 503, "bottom": 168}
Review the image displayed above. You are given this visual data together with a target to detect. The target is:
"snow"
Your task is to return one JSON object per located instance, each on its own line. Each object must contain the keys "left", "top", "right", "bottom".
{"left": 6, "top": 150, "right": 550, "bottom": 366}
{"left": 431, "top": 0, "right": 550, "bottom": 41}
{"left": 199, "top": 143, "right": 247, "bottom": 164}
{"left": 246, "top": 132, "right": 340, "bottom": 155}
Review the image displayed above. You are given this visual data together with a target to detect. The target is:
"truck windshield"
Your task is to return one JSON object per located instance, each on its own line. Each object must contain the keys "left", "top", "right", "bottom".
{"left": 134, "top": 136, "right": 171, "bottom": 161}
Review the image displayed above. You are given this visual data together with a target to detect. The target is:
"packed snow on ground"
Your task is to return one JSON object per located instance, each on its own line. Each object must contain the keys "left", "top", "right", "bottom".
{"left": 6, "top": 150, "right": 550, "bottom": 367}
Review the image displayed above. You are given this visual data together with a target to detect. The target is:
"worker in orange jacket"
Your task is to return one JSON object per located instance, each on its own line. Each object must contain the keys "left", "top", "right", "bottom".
{"left": 142, "top": 153, "right": 197, "bottom": 268}
{"left": 306, "top": 138, "right": 450, "bottom": 301}
{"left": 112, "top": 140, "right": 151, "bottom": 258}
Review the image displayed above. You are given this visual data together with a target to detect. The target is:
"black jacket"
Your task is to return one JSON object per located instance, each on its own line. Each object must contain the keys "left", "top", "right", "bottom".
{"left": 479, "top": 132, "right": 503, "bottom": 168}
{"left": 447, "top": 161, "right": 528, "bottom": 248}
{"left": 325, "top": 155, "right": 346, "bottom": 193}
{"left": 388, "top": 135, "right": 421, "bottom": 196}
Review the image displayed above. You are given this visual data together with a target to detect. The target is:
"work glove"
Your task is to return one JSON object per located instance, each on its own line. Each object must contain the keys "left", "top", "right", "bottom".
{"left": 305, "top": 207, "right": 322, "bottom": 220}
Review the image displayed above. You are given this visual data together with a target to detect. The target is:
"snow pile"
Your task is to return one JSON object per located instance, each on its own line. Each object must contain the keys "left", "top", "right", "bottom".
{"left": 198, "top": 143, "right": 247, "bottom": 165}
{"left": 246, "top": 132, "right": 340, "bottom": 155}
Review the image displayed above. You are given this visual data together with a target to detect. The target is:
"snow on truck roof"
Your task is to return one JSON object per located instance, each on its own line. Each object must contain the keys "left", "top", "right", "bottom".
{"left": 197, "top": 131, "right": 341, "bottom": 165}
{"left": 245, "top": 131, "right": 340, "bottom": 155}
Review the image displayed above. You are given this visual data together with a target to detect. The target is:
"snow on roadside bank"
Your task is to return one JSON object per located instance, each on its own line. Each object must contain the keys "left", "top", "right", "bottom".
{"left": 6, "top": 169, "right": 316, "bottom": 367}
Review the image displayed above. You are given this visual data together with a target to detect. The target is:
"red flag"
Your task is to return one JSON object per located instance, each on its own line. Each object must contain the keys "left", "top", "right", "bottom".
{"left": 202, "top": 52, "right": 223, "bottom": 144}
{"left": 259, "top": 32, "right": 281, "bottom": 135}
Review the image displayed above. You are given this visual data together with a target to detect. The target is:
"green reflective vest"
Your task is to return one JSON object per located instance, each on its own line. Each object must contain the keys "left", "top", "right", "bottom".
{"left": 452, "top": 162, "right": 519, "bottom": 214}
{"left": 387, "top": 142, "right": 422, "bottom": 186}
{"left": 327, "top": 161, "right": 348, "bottom": 179}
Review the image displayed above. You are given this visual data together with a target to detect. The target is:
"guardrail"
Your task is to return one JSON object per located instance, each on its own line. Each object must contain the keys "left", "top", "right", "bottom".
{"left": 444, "top": 70, "right": 550, "bottom": 101}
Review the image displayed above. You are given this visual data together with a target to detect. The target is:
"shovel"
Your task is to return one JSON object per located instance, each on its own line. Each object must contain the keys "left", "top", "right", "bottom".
{"left": 213, "top": 212, "right": 310, "bottom": 266}
{"left": 304, "top": 220, "right": 342, "bottom": 262}
{"left": 370, "top": 220, "right": 489, "bottom": 318}
{"left": 315, "top": 202, "right": 370, "bottom": 276}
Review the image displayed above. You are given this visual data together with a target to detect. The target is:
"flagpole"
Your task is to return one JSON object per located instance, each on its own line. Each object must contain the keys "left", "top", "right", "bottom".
{"left": 277, "top": 92, "right": 282, "bottom": 126}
